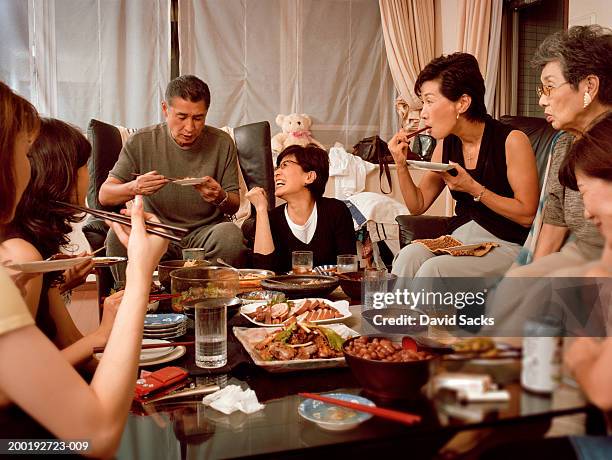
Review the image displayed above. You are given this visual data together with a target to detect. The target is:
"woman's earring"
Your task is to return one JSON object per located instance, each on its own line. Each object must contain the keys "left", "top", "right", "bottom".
{"left": 456, "top": 113, "right": 460, "bottom": 120}
{"left": 583, "top": 92, "right": 592, "bottom": 108}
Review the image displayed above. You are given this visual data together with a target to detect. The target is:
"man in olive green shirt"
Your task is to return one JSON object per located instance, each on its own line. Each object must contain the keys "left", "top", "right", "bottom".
{"left": 100, "top": 75, "right": 247, "bottom": 280}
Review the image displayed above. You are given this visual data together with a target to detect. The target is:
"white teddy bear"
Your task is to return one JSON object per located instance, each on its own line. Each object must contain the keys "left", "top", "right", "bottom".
{"left": 270, "top": 113, "right": 325, "bottom": 154}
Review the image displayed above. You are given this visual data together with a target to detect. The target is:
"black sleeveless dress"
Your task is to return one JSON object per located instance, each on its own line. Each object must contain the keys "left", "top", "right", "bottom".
{"left": 441, "top": 115, "right": 529, "bottom": 245}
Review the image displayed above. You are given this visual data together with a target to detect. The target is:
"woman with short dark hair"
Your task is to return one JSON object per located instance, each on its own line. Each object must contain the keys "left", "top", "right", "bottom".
{"left": 390, "top": 53, "right": 539, "bottom": 278}
{"left": 246, "top": 144, "right": 356, "bottom": 273}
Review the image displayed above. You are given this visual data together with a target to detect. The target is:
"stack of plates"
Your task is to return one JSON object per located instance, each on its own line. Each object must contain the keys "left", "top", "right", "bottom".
{"left": 144, "top": 313, "right": 187, "bottom": 339}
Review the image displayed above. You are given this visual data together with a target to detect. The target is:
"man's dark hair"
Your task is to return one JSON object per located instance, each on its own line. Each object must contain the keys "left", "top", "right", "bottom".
{"left": 415, "top": 53, "right": 488, "bottom": 122}
{"left": 277, "top": 144, "right": 329, "bottom": 198}
{"left": 559, "top": 113, "right": 612, "bottom": 191}
{"left": 165, "top": 75, "right": 211, "bottom": 108}
{"left": 532, "top": 25, "right": 612, "bottom": 105}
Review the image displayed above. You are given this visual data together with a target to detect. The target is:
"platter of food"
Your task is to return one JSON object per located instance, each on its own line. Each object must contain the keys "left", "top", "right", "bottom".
{"left": 238, "top": 269, "right": 275, "bottom": 288}
{"left": 237, "top": 290, "right": 286, "bottom": 304}
{"left": 233, "top": 321, "right": 359, "bottom": 372}
{"left": 5, "top": 255, "right": 92, "bottom": 273}
{"left": 444, "top": 337, "right": 521, "bottom": 362}
{"left": 240, "top": 298, "right": 351, "bottom": 326}
{"left": 260, "top": 275, "right": 339, "bottom": 299}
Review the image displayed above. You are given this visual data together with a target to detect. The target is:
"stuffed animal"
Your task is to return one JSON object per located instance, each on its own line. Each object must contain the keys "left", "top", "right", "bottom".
{"left": 271, "top": 113, "right": 325, "bottom": 154}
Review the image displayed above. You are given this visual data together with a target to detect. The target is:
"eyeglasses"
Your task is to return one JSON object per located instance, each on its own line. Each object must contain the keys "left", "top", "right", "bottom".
{"left": 536, "top": 81, "right": 570, "bottom": 98}
{"left": 274, "top": 159, "right": 300, "bottom": 171}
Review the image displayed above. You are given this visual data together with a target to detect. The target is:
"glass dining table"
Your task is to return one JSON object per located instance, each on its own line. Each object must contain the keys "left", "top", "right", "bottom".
{"left": 112, "top": 304, "right": 595, "bottom": 460}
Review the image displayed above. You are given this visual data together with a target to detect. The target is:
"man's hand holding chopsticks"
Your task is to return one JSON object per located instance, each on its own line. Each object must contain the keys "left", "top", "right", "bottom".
{"left": 130, "top": 170, "right": 169, "bottom": 196}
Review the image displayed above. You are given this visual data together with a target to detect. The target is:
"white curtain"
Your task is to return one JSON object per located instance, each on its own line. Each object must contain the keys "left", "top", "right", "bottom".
{"left": 178, "top": 0, "right": 395, "bottom": 148}
{"left": 456, "top": 0, "right": 503, "bottom": 114}
{"left": 0, "top": 0, "right": 170, "bottom": 131}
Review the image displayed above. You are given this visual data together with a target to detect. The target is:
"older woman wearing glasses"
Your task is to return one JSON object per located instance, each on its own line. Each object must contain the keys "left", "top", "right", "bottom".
{"left": 506, "top": 25, "right": 612, "bottom": 277}
{"left": 245, "top": 144, "right": 356, "bottom": 273}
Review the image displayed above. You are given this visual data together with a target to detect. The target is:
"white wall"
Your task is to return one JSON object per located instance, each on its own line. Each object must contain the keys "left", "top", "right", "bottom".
{"left": 569, "top": 0, "right": 612, "bottom": 27}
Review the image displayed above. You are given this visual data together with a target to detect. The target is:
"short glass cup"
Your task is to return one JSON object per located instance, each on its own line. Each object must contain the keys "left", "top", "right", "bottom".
{"left": 337, "top": 254, "right": 358, "bottom": 274}
{"left": 292, "top": 250, "right": 313, "bottom": 274}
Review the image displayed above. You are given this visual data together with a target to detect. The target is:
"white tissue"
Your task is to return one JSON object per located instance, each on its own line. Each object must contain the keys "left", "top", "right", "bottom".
{"left": 201, "top": 385, "right": 265, "bottom": 415}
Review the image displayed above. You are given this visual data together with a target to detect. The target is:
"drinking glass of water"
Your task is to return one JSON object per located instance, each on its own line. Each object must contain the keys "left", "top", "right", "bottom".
{"left": 337, "top": 254, "right": 358, "bottom": 273}
{"left": 170, "top": 266, "right": 238, "bottom": 368}
{"left": 363, "top": 267, "right": 387, "bottom": 312}
{"left": 292, "top": 251, "right": 313, "bottom": 274}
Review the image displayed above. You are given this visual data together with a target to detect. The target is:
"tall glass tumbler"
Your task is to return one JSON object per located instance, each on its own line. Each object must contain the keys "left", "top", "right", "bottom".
{"left": 170, "top": 267, "right": 238, "bottom": 368}
{"left": 362, "top": 267, "right": 388, "bottom": 312}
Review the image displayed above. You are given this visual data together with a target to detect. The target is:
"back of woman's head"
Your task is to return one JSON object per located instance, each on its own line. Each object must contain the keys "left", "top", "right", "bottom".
{"left": 0, "top": 81, "right": 39, "bottom": 224}
{"left": 533, "top": 25, "right": 612, "bottom": 105}
{"left": 559, "top": 113, "right": 612, "bottom": 191}
{"left": 13, "top": 118, "right": 91, "bottom": 258}
{"left": 415, "top": 53, "right": 488, "bottom": 122}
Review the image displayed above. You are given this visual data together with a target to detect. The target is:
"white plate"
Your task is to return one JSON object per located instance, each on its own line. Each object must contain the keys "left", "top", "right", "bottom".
{"left": 5, "top": 256, "right": 92, "bottom": 273}
{"left": 406, "top": 160, "right": 456, "bottom": 172}
{"left": 139, "top": 346, "right": 186, "bottom": 367}
{"left": 173, "top": 177, "right": 205, "bottom": 186}
{"left": 93, "top": 256, "right": 127, "bottom": 267}
{"left": 94, "top": 339, "right": 176, "bottom": 362}
{"left": 240, "top": 298, "right": 351, "bottom": 327}
{"left": 233, "top": 323, "right": 359, "bottom": 373}
{"left": 139, "top": 339, "right": 176, "bottom": 361}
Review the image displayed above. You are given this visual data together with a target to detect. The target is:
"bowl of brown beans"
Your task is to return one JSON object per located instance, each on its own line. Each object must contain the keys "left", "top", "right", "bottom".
{"left": 343, "top": 335, "right": 437, "bottom": 401}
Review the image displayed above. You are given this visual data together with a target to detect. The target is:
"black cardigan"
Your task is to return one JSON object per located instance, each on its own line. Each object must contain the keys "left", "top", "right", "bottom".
{"left": 252, "top": 197, "right": 356, "bottom": 273}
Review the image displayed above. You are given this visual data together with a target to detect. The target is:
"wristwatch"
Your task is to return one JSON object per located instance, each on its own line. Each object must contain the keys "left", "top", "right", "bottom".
{"left": 213, "top": 189, "right": 229, "bottom": 207}
{"left": 473, "top": 186, "right": 486, "bottom": 202}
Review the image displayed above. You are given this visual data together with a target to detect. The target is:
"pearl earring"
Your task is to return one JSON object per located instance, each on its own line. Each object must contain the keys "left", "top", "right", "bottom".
{"left": 583, "top": 92, "right": 592, "bottom": 108}
{"left": 456, "top": 113, "right": 460, "bottom": 120}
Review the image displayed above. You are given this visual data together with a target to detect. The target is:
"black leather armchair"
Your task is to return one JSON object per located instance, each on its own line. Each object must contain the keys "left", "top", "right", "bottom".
{"left": 395, "top": 116, "right": 559, "bottom": 248}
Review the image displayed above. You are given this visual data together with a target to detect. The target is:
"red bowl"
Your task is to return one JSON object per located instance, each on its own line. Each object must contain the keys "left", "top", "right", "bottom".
{"left": 342, "top": 335, "right": 438, "bottom": 402}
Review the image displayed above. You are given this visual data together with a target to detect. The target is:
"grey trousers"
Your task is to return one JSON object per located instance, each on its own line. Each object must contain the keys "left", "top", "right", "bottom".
{"left": 106, "top": 221, "right": 248, "bottom": 283}
{"left": 485, "top": 241, "right": 604, "bottom": 335}
{"left": 392, "top": 220, "right": 522, "bottom": 278}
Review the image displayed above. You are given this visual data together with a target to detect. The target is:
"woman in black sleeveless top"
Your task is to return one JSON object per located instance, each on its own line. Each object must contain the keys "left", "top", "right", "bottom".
{"left": 390, "top": 53, "right": 539, "bottom": 278}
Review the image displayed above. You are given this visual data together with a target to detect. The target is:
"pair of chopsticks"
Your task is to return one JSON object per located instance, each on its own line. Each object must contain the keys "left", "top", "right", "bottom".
{"left": 299, "top": 392, "right": 421, "bottom": 426}
{"left": 148, "top": 293, "right": 181, "bottom": 301}
{"left": 93, "top": 341, "right": 194, "bottom": 354}
{"left": 54, "top": 201, "right": 187, "bottom": 243}
{"left": 402, "top": 126, "right": 430, "bottom": 140}
{"left": 130, "top": 172, "right": 182, "bottom": 181}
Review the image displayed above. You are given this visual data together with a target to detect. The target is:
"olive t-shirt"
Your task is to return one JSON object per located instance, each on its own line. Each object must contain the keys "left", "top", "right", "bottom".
{"left": 0, "top": 267, "right": 34, "bottom": 337}
{"left": 109, "top": 123, "right": 239, "bottom": 231}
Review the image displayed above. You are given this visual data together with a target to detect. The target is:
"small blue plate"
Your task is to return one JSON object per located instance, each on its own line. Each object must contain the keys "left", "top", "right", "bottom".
{"left": 144, "top": 313, "right": 187, "bottom": 328}
{"left": 298, "top": 393, "right": 374, "bottom": 431}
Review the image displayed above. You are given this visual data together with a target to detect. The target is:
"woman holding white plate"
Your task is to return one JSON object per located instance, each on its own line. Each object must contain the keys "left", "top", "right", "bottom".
{"left": 390, "top": 53, "right": 539, "bottom": 278}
